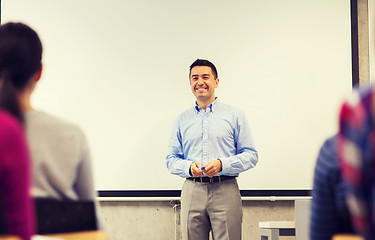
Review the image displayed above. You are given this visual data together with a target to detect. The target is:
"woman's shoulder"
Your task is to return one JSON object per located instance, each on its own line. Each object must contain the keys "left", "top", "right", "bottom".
{"left": 25, "top": 110, "right": 83, "bottom": 133}
{"left": 0, "top": 109, "right": 26, "bottom": 155}
{"left": 0, "top": 109, "right": 23, "bottom": 136}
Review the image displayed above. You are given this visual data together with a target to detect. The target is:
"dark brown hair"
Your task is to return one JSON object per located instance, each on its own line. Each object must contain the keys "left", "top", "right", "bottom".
{"left": 189, "top": 59, "right": 218, "bottom": 79}
{"left": 0, "top": 22, "right": 43, "bottom": 123}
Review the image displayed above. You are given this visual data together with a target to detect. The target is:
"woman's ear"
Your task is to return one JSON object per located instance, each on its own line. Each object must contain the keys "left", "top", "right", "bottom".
{"left": 35, "top": 63, "right": 43, "bottom": 82}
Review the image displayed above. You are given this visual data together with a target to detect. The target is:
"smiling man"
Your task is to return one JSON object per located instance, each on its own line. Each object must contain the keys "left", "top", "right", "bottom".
{"left": 166, "top": 59, "right": 258, "bottom": 240}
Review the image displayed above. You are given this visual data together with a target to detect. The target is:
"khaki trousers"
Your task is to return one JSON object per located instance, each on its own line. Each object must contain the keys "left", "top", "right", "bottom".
{"left": 180, "top": 178, "right": 243, "bottom": 240}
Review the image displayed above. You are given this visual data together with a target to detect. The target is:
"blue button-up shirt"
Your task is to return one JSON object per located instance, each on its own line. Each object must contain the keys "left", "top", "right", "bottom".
{"left": 166, "top": 98, "right": 258, "bottom": 178}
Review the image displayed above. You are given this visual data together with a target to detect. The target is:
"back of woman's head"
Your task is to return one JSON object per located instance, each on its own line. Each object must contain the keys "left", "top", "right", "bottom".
{"left": 0, "top": 22, "right": 43, "bottom": 123}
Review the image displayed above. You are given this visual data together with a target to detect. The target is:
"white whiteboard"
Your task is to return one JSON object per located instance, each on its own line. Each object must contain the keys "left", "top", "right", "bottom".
{"left": 2, "top": 0, "right": 352, "bottom": 190}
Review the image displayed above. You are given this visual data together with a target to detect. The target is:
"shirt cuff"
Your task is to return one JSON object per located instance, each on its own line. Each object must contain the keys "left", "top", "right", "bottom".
{"left": 184, "top": 161, "right": 193, "bottom": 178}
{"left": 219, "top": 157, "right": 229, "bottom": 174}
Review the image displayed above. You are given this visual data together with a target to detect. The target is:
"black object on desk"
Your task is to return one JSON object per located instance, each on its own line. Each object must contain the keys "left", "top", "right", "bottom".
{"left": 34, "top": 198, "right": 97, "bottom": 234}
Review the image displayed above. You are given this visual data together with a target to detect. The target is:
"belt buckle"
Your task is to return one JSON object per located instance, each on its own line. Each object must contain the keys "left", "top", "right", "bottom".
{"left": 193, "top": 177, "right": 203, "bottom": 182}
{"left": 209, "top": 178, "right": 213, "bottom": 183}
{"left": 194, "top": 177, "right": 203, "bottom": 183}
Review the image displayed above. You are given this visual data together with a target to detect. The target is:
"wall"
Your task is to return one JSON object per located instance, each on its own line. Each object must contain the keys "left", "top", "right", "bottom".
{"left": 1, "top": 0, "right": 352, "bottom": 191}
{"left": 98, "top": 200, "right": 295, "bottom": 240}
{"left": 94, "top": 2, "right": 370, "bottom": 239}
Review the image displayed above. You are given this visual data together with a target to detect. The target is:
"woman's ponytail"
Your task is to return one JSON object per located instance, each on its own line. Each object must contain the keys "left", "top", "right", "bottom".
{"left": 0, "top": 75, "right": 23, "bottom": 124}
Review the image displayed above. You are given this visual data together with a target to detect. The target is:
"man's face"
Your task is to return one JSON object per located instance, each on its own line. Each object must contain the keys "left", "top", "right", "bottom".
{"left": 189, "top": 66, "right": 219, "bottom": 102}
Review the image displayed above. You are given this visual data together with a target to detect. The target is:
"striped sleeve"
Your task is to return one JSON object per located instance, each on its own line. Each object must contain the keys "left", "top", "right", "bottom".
{"left": 338, "top": 85, "right": 375, "bottom": 239}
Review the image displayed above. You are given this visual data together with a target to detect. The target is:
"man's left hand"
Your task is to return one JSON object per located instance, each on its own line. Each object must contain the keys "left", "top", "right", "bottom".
{"left": 202, "top": 159, "right": 222, "bottom": 178}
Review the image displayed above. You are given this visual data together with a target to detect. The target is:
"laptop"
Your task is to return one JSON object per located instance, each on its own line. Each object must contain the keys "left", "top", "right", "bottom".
{"left": 34, "top": 198, "right": 97, "bottom": 234}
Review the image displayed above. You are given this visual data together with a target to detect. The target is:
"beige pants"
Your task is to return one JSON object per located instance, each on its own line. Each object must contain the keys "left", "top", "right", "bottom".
{"left": 180, "top": 178, "right": 243, "bottom": 240}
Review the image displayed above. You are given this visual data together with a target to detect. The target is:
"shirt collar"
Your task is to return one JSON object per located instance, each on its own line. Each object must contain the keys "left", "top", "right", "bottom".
{"left": 194, "top": 98, "right": 220, "bottom": 113}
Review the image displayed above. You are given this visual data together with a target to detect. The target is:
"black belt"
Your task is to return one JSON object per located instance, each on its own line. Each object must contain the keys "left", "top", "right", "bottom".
{"left": 187, "top": 176, "right": 236, "bottom": 183}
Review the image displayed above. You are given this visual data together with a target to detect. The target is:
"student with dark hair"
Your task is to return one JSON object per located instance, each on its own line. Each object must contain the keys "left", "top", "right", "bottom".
{"left": 166, "top": 59, "right": 258, "bottom": 240}
{"left": 0, "top": 21, "right": 96, "bottom": 201}
{"left": 0, "top": 22, "right": 42, "bottom": 122}
{"left": 0, "top": 22, "right": 35, "bottom": 240}
{"left": 0, "top": 22, "right": 100, "bottom": 230}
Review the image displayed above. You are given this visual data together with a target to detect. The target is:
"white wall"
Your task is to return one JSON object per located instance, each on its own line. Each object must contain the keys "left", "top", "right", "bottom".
{"left": 2, "top": 0, "right": 352, "bottom": 191}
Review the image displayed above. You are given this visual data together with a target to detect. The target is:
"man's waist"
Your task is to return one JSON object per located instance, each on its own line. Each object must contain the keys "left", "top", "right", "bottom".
{"left": 186, "top": 175, "right": 236, "bottom": 183}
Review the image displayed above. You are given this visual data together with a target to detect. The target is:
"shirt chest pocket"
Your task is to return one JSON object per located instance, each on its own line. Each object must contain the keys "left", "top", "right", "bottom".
{"left": 180, "top": 118, "right": 235, "bottom": 148}
{"left": 180, "top": 123, "right": 202, "bottom": 148}
{"left": 209, "top": 119, "right": 235, "bottom": 143}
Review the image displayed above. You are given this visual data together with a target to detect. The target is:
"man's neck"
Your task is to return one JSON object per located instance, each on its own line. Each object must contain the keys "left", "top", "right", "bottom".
{"left": 196, "top": 97, "right": 216, "bottom": 111}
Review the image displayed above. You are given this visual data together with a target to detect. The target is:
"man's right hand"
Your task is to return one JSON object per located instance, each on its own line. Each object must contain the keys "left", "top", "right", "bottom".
{"left": 190, "top": 161, "right": 203, "bottom": 177}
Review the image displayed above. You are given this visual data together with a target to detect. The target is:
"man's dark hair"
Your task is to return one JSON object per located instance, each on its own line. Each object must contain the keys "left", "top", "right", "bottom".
{"left": 189, "top": 59, "right": 218, "bottom": 79}
{"left": 0, "top": 22, "right": 43, "bottom": 123}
